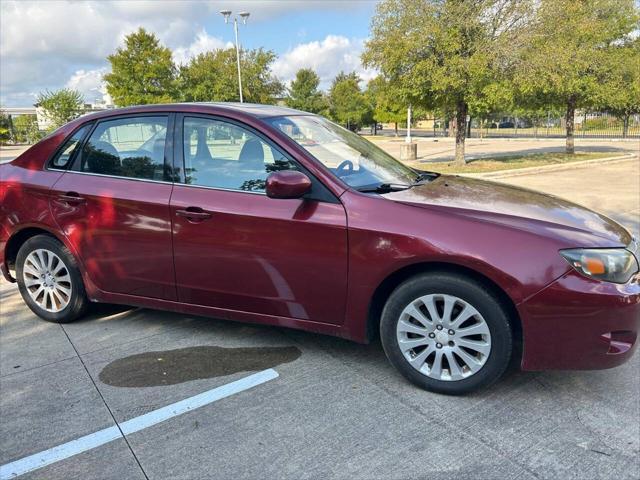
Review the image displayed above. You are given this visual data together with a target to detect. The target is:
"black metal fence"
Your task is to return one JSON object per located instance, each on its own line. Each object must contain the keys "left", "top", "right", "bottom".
{"left": 413, "top": 111, "right": 640, "bottom": 139}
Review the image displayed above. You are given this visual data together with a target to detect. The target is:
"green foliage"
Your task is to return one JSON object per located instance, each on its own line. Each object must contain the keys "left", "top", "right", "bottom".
{"left": 363, "top": 0, "right": 532, "bottom": 163}
{"left": 364, "top": 0, "right": 530, "bottom": 111}
{"left": 178, "top": 48, "right": 283, "bottom": 104}
{"left": 36, "top": 88, "right": 84, "bottom": 130}
{"left": 602, "top": 39, "right": 640, "bottom": 120}
{"left": 104, "top": 28, "right": 177, "bottom": 106}
{"left": 365, "top": 76, "right": 405, "bottom": 125}
{"left": 12, "top": 115, "right": 41, "bottom": 144}
{"left": 514, "top": 0, "right": 639, "bottom": 151}
{"left": 178, "top": 50, "right": 237, "bottom": 102}
{"left": 328, "top": 72, "right": 371, "bottom": 130}
{"left": 582, "top": 116, "right": 623, "bottom": 131}
{"left": 515, "top": 0, "right": 639, "bottom": 111}
{"left": 237, "top": 49, "right": 284, "bottom": 103}
{"left": 286, "top": 68, "right": 328, "bottom": 114}
{"left": 0, "top": 111, "right": 12, "bottom": 143}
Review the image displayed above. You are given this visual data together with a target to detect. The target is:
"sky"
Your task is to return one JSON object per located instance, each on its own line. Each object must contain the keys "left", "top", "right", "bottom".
{"left": 0, "top": 0, "right": 379, "bottom": 107}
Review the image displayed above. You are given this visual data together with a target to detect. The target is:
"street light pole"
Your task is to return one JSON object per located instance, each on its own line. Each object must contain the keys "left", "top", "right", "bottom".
{"left": 232, "top": 18, "right": 243, "bottom": 103}
{"left": 220, "top": 10, "right": 250, "bottom": 103}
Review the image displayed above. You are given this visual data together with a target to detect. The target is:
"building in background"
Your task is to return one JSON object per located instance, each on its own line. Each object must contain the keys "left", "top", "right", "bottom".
{"left": 1, "top": 92, "right": 115, "bottom": 133}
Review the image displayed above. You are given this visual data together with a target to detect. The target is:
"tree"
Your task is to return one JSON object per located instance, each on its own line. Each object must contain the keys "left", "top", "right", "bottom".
{"left": 515, "top": 0, "right": 639, "bottom": 153}
{"left": 286, "top": 68, "right": 327, "bottom": 114}
{"left": 104, "top": 28, "right": 177, "bottom": 106}
{"left": 363, "top": 0, "right": 532, "bottom": 164}
{"left": 468, "top": 80, "right": 516, "bottom": 138}
{"left": 0, "top": 110, "right": 12, "bottom": 144}
{"left": 328, "top": 72, "right": 371, "bottom": 130}
{"left": 12, "top": 115, "right": 41, "bottom": 144}
{"left": 239, "top": 49, "right": 285, "bottom": 103}
{"left": 36, "top": 88, "right": 84, "bottom": 130}
{"left": 178, "top": 48, "right": 283, "bottom": 104}
{"left": 602, "top": 39, "right": 640, "bottom": 138}
{"left": 366, "top": 76, "right": 406, "bottom": 135}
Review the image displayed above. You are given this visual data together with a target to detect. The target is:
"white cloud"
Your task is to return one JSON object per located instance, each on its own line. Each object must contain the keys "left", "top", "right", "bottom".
{"left": 0, "top": 0, "right": 216, "bottom": 105}
{"left": 65, "top": 68, "right": 108, "bottom": 103}
{"left": 0, "top": 1, "right": 375, "bottom": 106}
{"left": 173, "top": 30, "right": 233, "bottom": 65}
{"left": 272, "top": 35, "right": 376, "bottom": 90}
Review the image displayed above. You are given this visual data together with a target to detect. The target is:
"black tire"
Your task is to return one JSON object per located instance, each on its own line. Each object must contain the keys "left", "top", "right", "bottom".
{"left": 16, "top": 234, "right": 88, "bottom": 323}
{"left": 380, "top": 272, "right": 512, "bottom": 395}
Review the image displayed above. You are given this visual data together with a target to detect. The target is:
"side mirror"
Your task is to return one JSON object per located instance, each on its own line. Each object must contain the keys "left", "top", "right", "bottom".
{"left": 265, "top": 170, "right": 312, "bottom": 199}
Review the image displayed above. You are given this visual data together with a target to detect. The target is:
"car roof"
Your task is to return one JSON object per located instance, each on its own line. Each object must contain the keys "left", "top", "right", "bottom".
{"left": 77, "top": 102, "right": 310, "bottom": 122}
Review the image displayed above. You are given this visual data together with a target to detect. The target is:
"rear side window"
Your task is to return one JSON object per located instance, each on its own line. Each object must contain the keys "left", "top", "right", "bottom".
{"left": 50, "top": 125, "right": 90, "bottom": 169}
{"left": 78, "top": 116, "right": 168, "bottom": 181}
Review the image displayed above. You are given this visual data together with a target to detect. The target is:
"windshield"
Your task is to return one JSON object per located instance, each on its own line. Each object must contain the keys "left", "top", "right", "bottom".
{"left": 265, "top": 115, "right": 419, "bottom": 189}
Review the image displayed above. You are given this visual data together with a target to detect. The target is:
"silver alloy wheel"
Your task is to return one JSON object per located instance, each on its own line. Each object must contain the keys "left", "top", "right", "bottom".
{"left": 22, "top": 249, "right": 72, "bottom": 313}
{"left": 396, "top": 294, "right": 492, "bottom": 381}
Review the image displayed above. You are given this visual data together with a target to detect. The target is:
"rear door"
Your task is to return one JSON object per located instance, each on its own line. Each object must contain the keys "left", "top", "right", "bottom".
{"left": 50, "top": 114, "right": 176, "bottom": 300}
{"left": 170, "top": 114, "right": 348, "bottom": 324}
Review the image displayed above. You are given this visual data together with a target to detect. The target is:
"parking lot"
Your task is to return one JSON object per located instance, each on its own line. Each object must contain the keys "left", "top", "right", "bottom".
{"left": 1, "top": 158, "right": 639, "bottom": 480}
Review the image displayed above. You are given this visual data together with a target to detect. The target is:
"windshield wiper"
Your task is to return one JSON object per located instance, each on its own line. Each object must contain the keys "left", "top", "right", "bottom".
{"left": 412, "top": 171, "right": 439, "bottom": 184}
{"left": 357, "top": 171, "right": 440, "bottom": 193}
{"left": 357, "top": 183, "right": 412, "bottom": 193}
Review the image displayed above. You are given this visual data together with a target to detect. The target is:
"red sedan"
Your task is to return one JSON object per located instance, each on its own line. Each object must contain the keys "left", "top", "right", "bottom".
{"left": 1, "top": 103, "right": 638, "bottom": 394}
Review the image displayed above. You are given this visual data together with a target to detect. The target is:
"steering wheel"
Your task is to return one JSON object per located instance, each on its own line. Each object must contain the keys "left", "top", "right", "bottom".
{"left": 336, "top": 160, "right": 354, "bottom": 177}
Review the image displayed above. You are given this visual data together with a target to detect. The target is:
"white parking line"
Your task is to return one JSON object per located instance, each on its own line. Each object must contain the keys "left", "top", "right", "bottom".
{"left": 0, "top": 368, "right": 279, "bottom": 479}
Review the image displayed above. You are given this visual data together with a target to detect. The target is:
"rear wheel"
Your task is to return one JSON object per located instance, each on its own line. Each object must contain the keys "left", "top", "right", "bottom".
{"left": 380, "top": 272, "right": 512, "bottom": 395}
{"left": 16, "top": 235, "right": 88, "bottom": 323}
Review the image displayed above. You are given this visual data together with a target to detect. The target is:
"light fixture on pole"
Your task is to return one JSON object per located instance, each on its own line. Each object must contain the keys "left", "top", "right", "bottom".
{"left": 220, "top": 9, "right": 250, "bottom": 103}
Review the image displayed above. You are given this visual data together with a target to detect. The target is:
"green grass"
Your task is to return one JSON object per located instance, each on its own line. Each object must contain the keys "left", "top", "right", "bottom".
{"left": 406, "top": 151, "right": 625, "bottom": 174}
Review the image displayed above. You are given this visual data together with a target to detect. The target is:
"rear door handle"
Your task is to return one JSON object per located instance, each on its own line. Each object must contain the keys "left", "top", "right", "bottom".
{"left": 175, "top": 207, "right": 212, "bottom": 221}
{"left": 59, "top": 192, "right": 86, "bottom": 205}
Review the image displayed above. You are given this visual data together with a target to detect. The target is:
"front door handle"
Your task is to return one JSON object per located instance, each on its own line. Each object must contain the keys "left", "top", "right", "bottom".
{"left": 59, "top": 192, "right": 86, "bottom": 205}
{"left": 176, "top": 207, "right": 212, "bottom": 221}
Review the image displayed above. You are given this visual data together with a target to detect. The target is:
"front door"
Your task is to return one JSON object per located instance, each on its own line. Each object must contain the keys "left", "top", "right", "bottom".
{"left": 170, "top": 115, "right": 348, "bottom": 324}
{"left": 51, "top": 114, "right": 176, "bottom": 300}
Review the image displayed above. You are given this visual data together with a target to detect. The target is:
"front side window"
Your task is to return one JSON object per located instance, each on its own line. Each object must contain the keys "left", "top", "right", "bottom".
{"left": 79, "top": 116, "right": 168, "bottom": 181}
{"left": 50, "top": 125, "right": 90, "bottom": 169}
{"left": 266, "top": 115, "right": 420, "bottom": 190}
{"left": 182, "top": 117, "right": 297, "bottom": 192}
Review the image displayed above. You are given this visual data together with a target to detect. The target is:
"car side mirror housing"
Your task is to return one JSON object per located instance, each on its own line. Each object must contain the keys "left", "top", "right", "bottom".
{"left": 266, "top": 170, "right": 312, "bottom": 199}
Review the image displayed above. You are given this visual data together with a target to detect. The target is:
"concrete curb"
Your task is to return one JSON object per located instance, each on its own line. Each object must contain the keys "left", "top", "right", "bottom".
{"left": 462, "top": 153, "right": 638, "bottom": 179}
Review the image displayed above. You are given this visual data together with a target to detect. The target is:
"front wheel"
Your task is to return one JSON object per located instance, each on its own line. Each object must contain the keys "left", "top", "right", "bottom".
{"left": 16, "top": 235, "right": 88, "bottom": 323}
{"left": 380, "top": 272, "right": 513, "bottom": 395}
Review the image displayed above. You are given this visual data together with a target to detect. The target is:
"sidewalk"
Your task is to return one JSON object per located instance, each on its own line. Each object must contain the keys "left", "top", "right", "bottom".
{"left": 373, "top": 137, "right": 640, "bottom": 163}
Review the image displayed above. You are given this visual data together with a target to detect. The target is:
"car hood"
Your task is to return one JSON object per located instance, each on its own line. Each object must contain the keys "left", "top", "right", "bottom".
{"left": 383, "top": 175, "right": 632, "bottom": 247}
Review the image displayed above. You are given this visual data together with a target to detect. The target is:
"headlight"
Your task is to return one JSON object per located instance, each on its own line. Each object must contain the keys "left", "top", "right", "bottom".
{"left": 560, "top": 248, "right": 639, "bottom": 284}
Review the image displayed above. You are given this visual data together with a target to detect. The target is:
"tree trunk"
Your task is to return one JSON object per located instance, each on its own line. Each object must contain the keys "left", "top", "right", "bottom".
{"left": 394, "top": 122, "right": 398, "bottom": 137}
{"left": 565, "top": 97, "right": 576, "bottom": 154}
{"left": 454, "top": 101, "right": 468, "bottom": 165}
{"left": 623, "top": 114, "right": 629, "bottom": 138}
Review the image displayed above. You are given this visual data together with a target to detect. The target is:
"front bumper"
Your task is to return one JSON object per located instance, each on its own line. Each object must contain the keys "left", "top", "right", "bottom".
{"left": 0, "top": 223, "right": 13, "bottom": 282}
{"left": 519, "top": 269, "right": 640, "bottom": 371}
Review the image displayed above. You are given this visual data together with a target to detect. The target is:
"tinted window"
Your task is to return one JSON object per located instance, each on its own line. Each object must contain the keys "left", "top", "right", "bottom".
{"left": 50, "top": 125, "right": 90, "bottom": 169}
{"left": 79, "top": 116, "right": 168, "bottom": 181}
{"left": 183, "top": 117, "right": 297, "bottom": 192}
